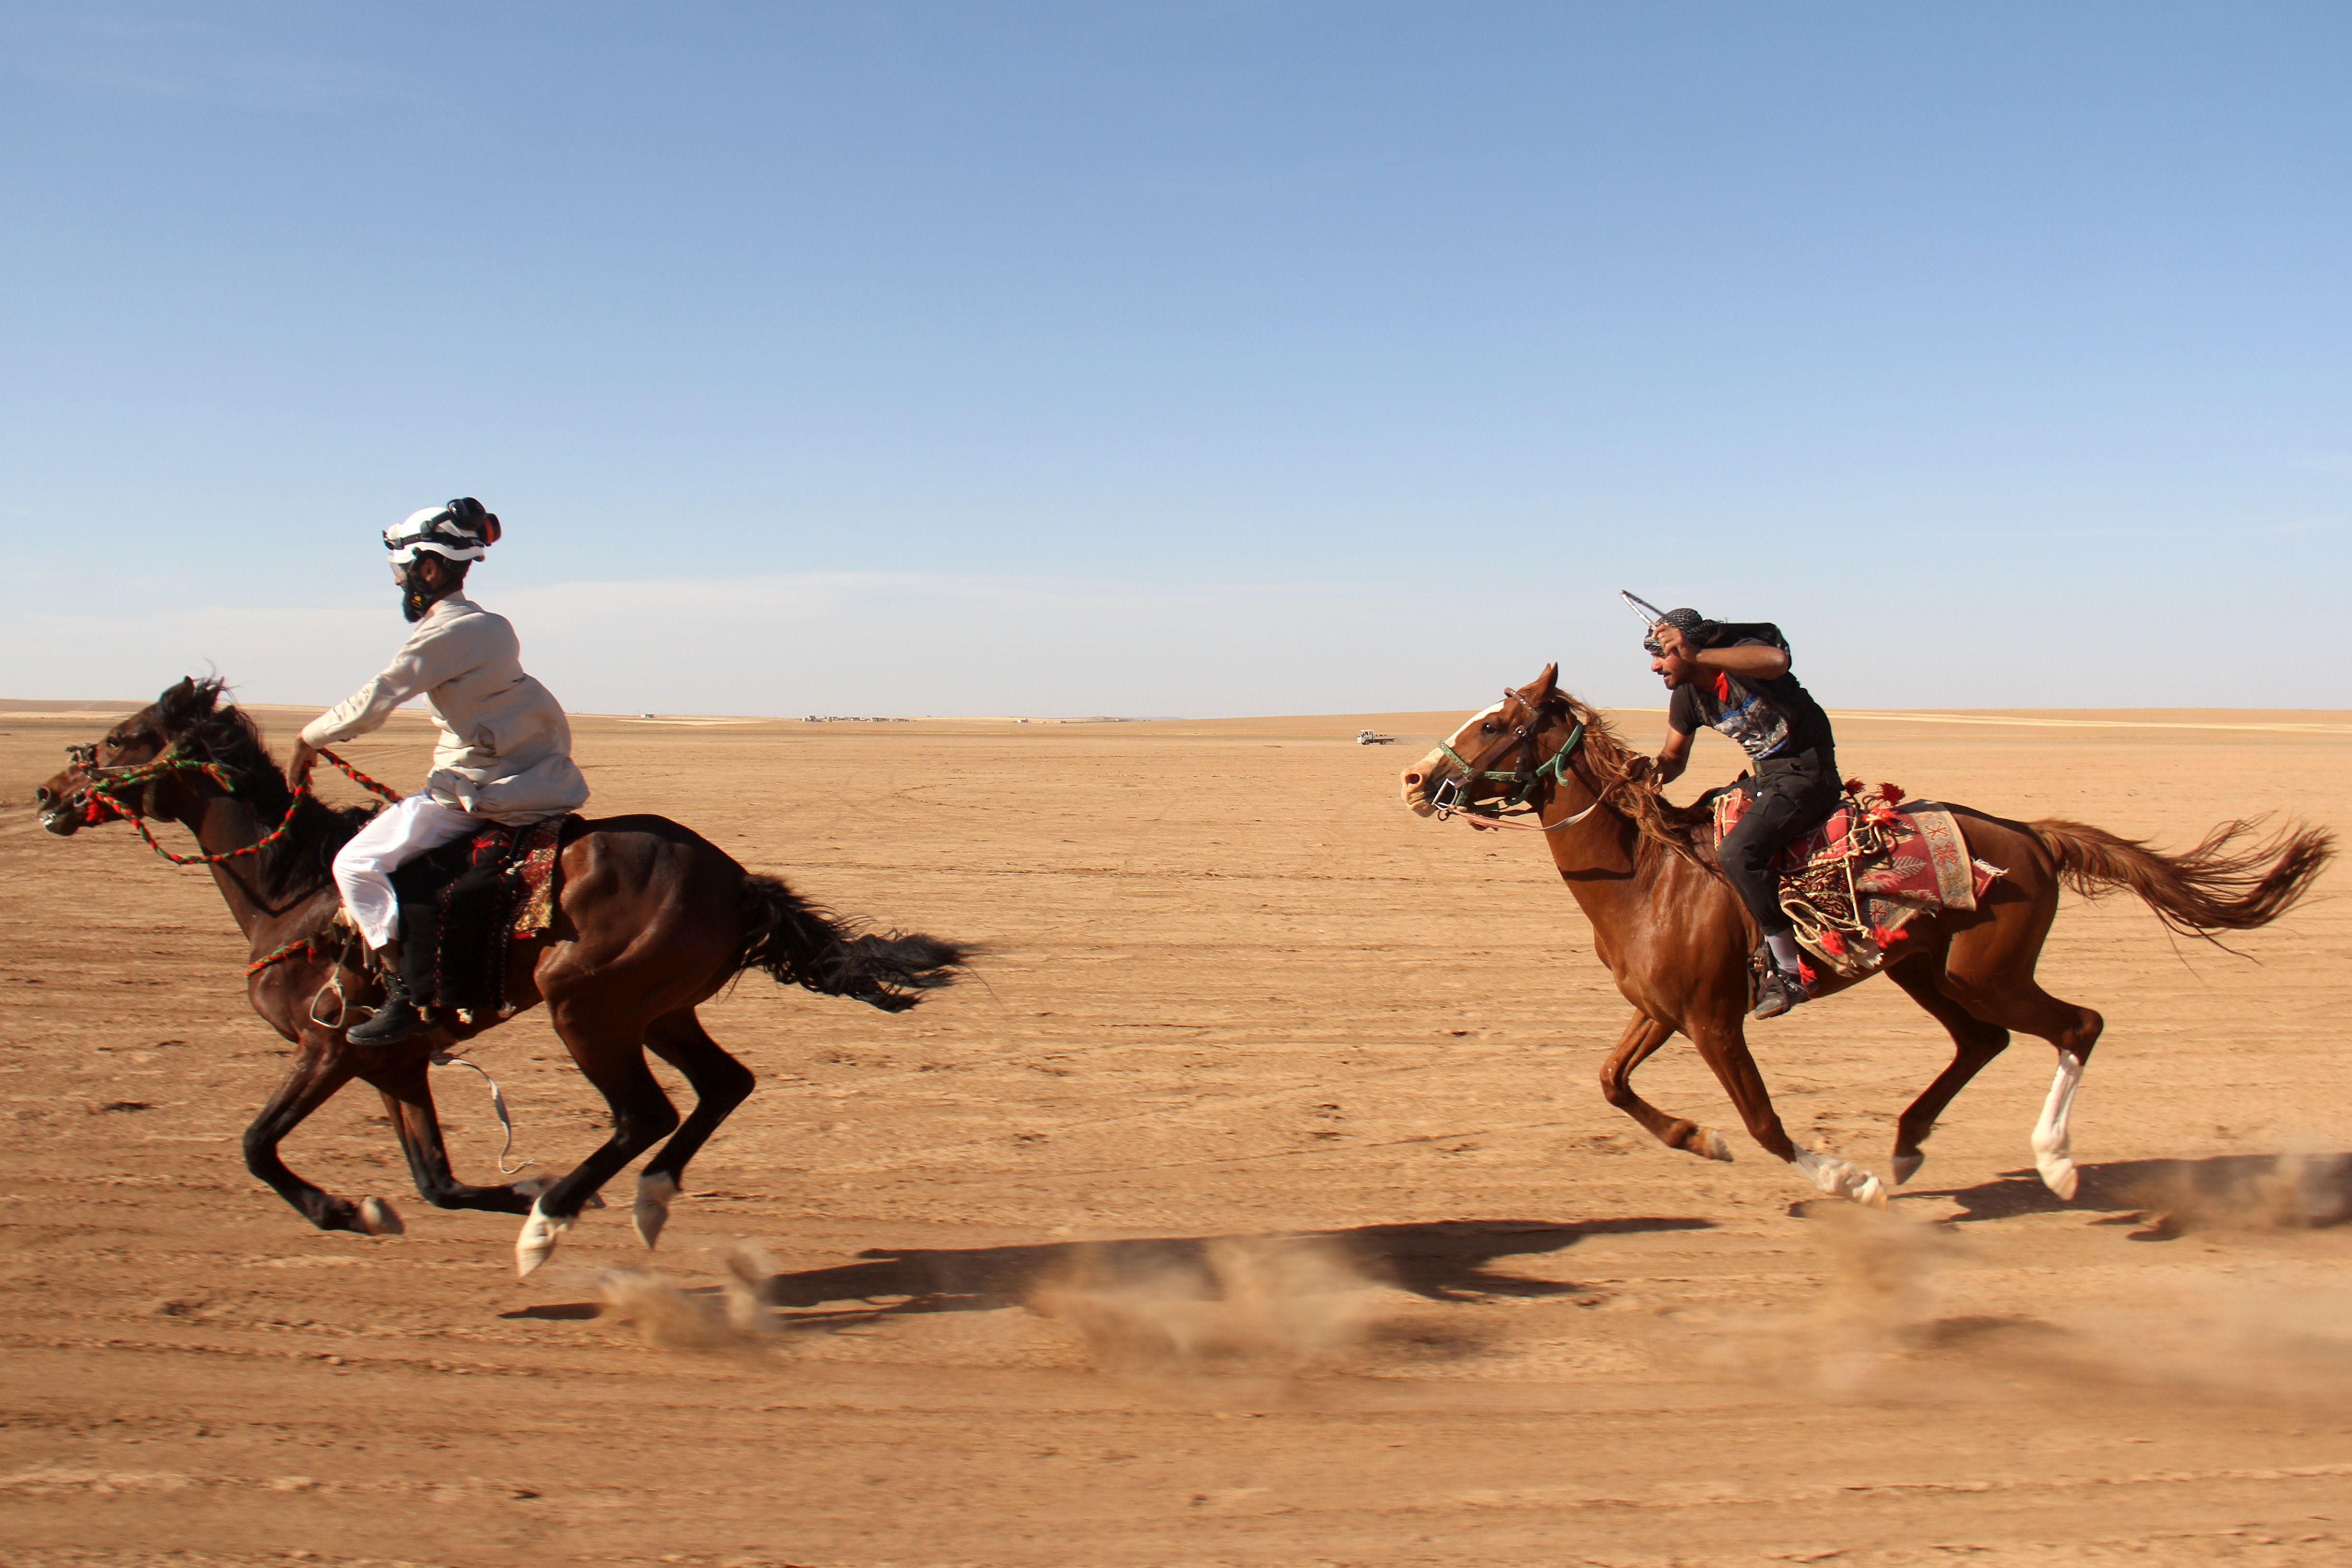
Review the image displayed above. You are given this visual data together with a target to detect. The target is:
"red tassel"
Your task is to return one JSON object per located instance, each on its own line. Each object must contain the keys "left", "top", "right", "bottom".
{"left": 1797, "top": 959, "right": 1818, "bottom": 986}
{"left": 1872, "top": 923, "right": 1909, "bottom": 946}
{"left": 1818, "top": 928, "right": 1846, "bottom": 955}
{"left": 1843, "top": 778, "right": 1864, "bottom": 796}
{"left": 1879, "top": 782, "right": 1905, "bottom": 806}
{"left": 1714, "top": 672, "right": 1732, "bottom": 702}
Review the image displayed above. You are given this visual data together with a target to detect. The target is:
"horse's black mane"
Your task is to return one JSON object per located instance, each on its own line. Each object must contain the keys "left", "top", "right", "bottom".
{"left": 154, "top": 678, "right": 380, "bottom": 904}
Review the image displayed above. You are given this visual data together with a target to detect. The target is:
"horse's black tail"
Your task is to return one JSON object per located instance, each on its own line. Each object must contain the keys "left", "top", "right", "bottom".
{"left": 734, "top": 872, "right": 968, "bottom": 1013}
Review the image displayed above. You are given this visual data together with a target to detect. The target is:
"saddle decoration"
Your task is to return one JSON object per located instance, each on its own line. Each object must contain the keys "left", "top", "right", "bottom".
{"left": 1712, "top": 781, "right": 2004, "bottom": 981}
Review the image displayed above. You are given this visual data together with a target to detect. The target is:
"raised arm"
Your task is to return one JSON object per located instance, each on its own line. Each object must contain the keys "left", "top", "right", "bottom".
{"left": 1655, "top": 623, "right": 1789, "bottom": 680}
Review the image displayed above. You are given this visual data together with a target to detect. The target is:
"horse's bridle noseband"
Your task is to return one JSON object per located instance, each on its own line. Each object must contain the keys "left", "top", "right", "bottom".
{"left": 1429, "top": 692, "right": 1598, "bottom": 830}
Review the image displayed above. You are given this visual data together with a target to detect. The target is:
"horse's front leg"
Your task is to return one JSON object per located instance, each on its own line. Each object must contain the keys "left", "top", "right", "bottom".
{"left": 1686, "top": 1011, "right": 1888, "bottom": 1206}
{"left": 359, "top": 1053, "right": 539, "bottom": 1216}
{"left": 1597, "top": 1011, "right": 1733, "bottom": 1162}
{"left": 242, "top": 1032, "right": 404, "bottom": 1235}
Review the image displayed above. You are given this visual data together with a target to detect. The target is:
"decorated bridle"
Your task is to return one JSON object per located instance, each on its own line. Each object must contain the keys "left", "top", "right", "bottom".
{"left": 50, "top": 738, "right": 400, "bottom": 867}
{"left": 1427, "top": 692, "right": 1604, "bottom": 831}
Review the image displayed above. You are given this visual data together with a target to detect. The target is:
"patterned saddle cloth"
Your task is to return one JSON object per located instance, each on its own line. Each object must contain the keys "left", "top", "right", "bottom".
{"left": 1711, "top": 783, "right": 2001, "bottom": 979}
{"left": 384, "top": 815, "right": 574, "bottom": 1023}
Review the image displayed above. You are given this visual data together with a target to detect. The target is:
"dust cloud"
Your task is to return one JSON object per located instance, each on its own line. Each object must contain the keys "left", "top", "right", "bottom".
{"left": 1703, "top": 1204, "right": 1956, "bottom": 1396}
{"left": 2113, "top": 1149, "right": 2352, "bottom": 1236}
{"left": 596, "top": 1248, "right": 779, "bottom": 1351}
{"left": 1703, "top": 1190, "right": 2352, "bottom": 1412}
{"left": 1027, "top": 1235, "right": 1379, "bottom": 1375}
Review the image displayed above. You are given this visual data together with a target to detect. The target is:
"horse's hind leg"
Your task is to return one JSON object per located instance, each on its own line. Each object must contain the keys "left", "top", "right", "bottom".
{"left": 1598, "top": 1012, "right": 1732, "bottom": 1162}
{"left": 1884, "top": 954, "right": 2011, "bottom": 1186}
{"left": 515, "top": 1008, "right": 681, "bottom": 1276}
{"left": 631, "top": 1008, "right": 757, "bottom": 1249}
{"left": 243, "top": 1034, "right": 402, "bottom": 1235}
{"left": 359, "top": 1055, "right": 537, "bottom": 1216}
{"left": 1938, "top": 910, "right": 2104, "bottom": 1200}
{"left": 1939, "top": 970, "right": 2103, "bottom": 1201}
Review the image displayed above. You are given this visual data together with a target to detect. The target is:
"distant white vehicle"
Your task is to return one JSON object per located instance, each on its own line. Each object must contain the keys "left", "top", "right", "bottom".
{"left": 1356, "top": 728, "right": 1394, "bottom": 746}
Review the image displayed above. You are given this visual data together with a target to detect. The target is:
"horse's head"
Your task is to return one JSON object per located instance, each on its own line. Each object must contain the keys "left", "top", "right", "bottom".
{"left": 1399, "top": 662, "right": 1567, "bottom": 818}
{"left": 34, "top": 677, "right": 230, "bottom": 836}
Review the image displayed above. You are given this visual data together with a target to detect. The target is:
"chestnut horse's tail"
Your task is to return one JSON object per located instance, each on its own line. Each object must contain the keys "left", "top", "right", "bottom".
{"left": 2026, "top": 816, "right": 2334, "bottom": 941}
{"left": 733, "top": 872, "right": 968, "bottom": 1012}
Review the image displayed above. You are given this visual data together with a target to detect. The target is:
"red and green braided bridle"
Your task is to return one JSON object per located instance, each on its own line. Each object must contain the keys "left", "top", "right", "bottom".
{"left": 57, "top": 743, "right": 402, "bottom": 867}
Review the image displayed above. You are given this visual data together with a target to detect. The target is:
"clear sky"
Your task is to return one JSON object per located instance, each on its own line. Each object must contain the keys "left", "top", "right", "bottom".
{"left": 4, "top": 2, "right": 2346, "bottom": 716}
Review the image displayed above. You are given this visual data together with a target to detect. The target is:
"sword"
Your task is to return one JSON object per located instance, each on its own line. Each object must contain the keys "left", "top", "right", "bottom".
{"left": 1620, "top": 590, "right": 1668, "bottom": 652}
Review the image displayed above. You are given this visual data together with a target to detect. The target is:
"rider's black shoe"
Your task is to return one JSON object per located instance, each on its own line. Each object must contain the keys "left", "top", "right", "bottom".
{"left": 349, "top": 939, "right": 436, "bottom": 1046}
{"left": 1751, "top": 964, "right": 1810, "bottom": 1022}
{"left": 348, "top": 971, "right": 434, "bottom": 1045}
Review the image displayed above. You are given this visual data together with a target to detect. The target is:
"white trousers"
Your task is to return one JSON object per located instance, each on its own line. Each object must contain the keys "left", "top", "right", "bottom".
{"left": 331, "top": 793, "right": 483, "bottom": 949}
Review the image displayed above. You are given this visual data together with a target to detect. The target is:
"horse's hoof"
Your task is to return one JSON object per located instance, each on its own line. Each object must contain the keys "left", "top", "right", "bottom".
{"left": 2037, "top": 1157, "right": 2080, "bottom": 1203}
{"left": 1793, "top": 1149, "right": 1887, "bottom": 1205}
{"left": 515, "top": 1200, "right": 573, "bottom": 1278}
{"left": 1692, "top": 1127, "right": 1734, "bottom": 1163}
{"left": 359, "top": 1196, "right": 405, "bottom": 1236}
{"left": 633, "top": 1172, "right": 679, "bottom": 1251}
{"left": 1891, "top": 1150, "right": 1924, "bottom": 1186}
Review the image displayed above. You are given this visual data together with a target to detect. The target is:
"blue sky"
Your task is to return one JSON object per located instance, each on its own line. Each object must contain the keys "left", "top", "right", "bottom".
{"left": 3, "top": 2, "right": 2345, "bottom": 715}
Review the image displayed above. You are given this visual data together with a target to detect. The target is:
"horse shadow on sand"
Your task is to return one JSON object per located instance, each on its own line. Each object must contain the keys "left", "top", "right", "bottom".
{"left": 1913, "top": 1152, "right": 2352, "bottom": 1239}
{"left": 507, "top": 1215, "right": 1713, "bottom": 1328}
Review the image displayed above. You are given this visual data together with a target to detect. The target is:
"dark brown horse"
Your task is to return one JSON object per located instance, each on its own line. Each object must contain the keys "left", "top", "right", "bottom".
{"left": 35, "top": 678, "right": 966, "bottom": 1274}
{"left": 1399, "top": 665, "right": 2333, "bottom": 1204}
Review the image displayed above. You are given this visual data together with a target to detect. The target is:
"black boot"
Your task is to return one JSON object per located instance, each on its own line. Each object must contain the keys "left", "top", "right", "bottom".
{"left": 348, "top": 937, "right": 435, "bottom": 1046}
{"left": 1751, "top": 964, "right": 1811, "bottom": 1022}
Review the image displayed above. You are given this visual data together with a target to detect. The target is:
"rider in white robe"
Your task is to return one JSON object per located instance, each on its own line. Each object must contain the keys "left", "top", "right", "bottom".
{"left": 287, "top": 499, "right": 589, "bottom": 1044}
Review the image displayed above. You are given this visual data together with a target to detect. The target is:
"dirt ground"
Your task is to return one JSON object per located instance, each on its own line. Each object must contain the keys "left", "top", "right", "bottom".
{"left": 2, "top": 697, "right": 2349, "bottom": 1568}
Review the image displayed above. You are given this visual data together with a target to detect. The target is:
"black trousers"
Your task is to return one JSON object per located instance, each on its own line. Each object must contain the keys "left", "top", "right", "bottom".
{"left": 1719, "top": 746, "right": 1841, "bottom": 939}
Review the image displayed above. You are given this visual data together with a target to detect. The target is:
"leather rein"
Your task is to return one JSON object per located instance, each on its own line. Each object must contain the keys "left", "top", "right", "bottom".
{"left": 1427, "top": 695, "right": 1604, "bottom": 833}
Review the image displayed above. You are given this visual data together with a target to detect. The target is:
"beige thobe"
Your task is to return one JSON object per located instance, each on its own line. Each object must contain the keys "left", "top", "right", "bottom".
{"left": 299, "top": 593, "right": 590, "bottom": 824}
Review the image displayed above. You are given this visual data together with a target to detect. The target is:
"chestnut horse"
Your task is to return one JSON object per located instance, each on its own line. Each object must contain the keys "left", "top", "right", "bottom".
{"left": 35, "top": 678, "right": 966, "bottom": 1274}
{"left": 1399, "top": 665, "right": 2333, "bottom": 1204}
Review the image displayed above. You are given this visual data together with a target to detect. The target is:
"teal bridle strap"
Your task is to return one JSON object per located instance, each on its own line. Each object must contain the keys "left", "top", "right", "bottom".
{"left": 1435, "top": 715, "right": 1590, "bottom": 816}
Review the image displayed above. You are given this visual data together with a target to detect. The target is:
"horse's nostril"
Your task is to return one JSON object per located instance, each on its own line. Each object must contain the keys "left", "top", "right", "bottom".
{"left": 1403, "top": 772, "right": 1422, "bottom": 786}
{"left": 33, "top": 787, "right": 53, "bottom": 808}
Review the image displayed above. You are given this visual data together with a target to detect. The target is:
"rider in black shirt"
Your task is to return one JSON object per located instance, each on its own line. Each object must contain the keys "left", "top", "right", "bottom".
{"left": 1645, "top": 608, "right": 1839, "bottom": 1019}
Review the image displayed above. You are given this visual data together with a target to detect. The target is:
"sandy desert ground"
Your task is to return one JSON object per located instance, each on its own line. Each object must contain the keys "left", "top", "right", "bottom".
{"left": 2, "top": 694, "right": 2349, "bottom": 1568}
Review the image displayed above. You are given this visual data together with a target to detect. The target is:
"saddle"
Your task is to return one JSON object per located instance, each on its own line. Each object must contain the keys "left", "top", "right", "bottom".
{"left": 1709, "top": 782, "right": 2002, "bottom": 980}
{"left": 384, "top": 816, "right": 574, "bottom": 1024}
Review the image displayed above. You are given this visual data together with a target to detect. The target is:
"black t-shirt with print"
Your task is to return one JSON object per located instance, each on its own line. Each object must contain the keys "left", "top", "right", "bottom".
{"left": 1665, "top": 627, "right": 1834, "bottom": 763}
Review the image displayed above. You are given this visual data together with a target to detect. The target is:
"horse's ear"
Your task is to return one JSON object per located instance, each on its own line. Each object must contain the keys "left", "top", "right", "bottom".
{"left": 155, "top": 677, "right": 219, "bottom": 730}
{"left": 1518, "top": 663, "right": 1559, "bottom": 707}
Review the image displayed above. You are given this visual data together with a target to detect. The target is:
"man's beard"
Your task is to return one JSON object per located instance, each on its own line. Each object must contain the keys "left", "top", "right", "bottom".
{"left": 399, "top": 573, "right": 439, "bottom": 623}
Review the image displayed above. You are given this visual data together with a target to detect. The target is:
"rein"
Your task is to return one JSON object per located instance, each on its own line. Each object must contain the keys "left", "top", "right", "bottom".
{"left": 63, "top": 746, "right": 402, "bottom": 868}
{"left": 1430, "top": 703, "right": 1604, "bottom": 832}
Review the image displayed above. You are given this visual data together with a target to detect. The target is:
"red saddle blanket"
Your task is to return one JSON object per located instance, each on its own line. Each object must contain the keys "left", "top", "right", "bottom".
{"left": 492, "top": 817, "right": 568, "bottom": 937}
{"left": 430, "top": 815, "right": 570, "bottom": 1023}
{"left": 1712, "top": 785, "right": 1995, "bottom": 916}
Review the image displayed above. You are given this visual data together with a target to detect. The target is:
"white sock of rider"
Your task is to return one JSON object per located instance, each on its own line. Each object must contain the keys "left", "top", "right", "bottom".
{"left": 1765, "top": 930, "right": 1803, "bottom": 974}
